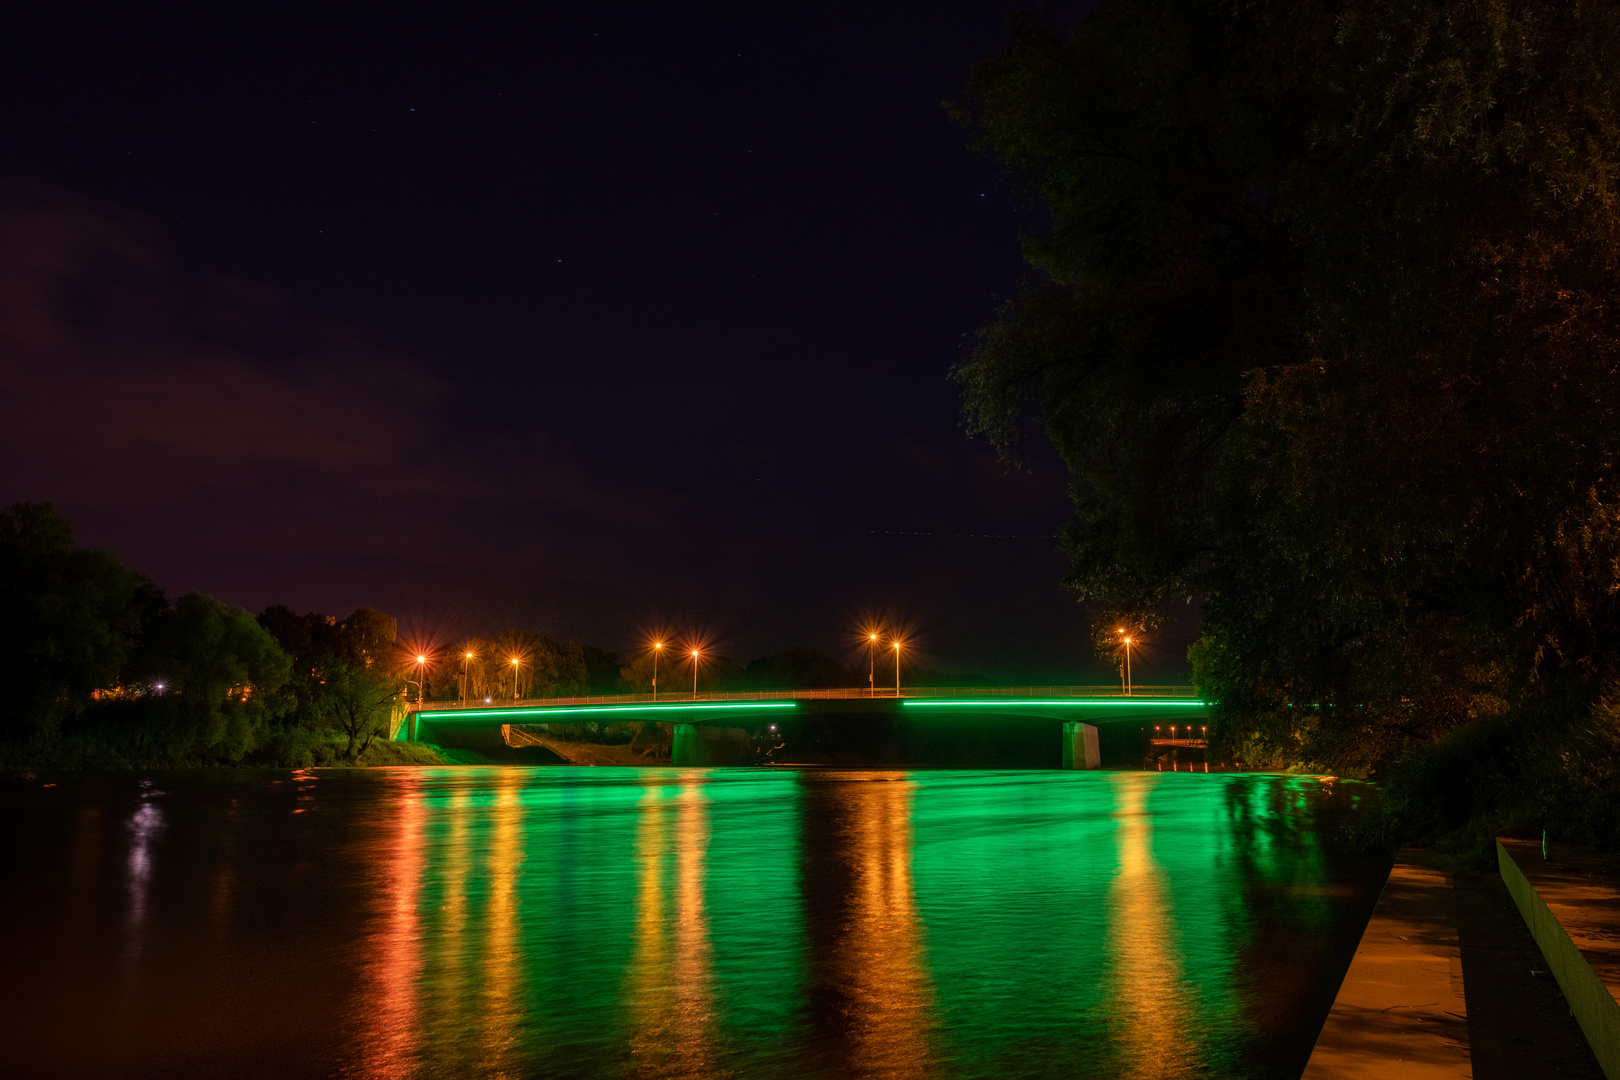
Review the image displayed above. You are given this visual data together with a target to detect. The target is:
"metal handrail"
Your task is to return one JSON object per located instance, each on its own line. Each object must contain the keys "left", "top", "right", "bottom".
{"left": 411, "top": 684, "right": 1200, "bottom": 713}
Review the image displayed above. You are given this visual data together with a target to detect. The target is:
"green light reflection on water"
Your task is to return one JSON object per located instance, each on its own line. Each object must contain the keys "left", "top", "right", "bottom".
{"left": 357, "top": 768, "right": 1370, "bottom": 1080}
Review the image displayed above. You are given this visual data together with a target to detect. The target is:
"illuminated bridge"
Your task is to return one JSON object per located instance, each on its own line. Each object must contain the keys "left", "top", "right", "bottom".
{"left": 395, "top": 686, "right": 1210, "bottom": 769}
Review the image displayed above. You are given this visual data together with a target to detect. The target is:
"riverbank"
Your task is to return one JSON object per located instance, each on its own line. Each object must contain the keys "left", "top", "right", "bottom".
{"left": 1304, "top": 847, "right": 1607, "bottom": 1079}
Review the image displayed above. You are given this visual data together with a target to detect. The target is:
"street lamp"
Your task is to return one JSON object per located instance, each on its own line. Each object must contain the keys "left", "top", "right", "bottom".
{"left": 652, "top": 641, "right": 663, "bottom": 701}
{"left": 510, "top": 656, "right": 521, "bottom": 702}
{"left": 868, "top": 633, "right": 879, "bottom": 698}
{"left": 1118, "top": 629, "right": 1133, "bottom": 697}
{"left": 892, "top": 640, "right": 903, "bottom": 698}
{"left": 407, "top": 654, "right": 428, "bottom": 705}
{"left": 689, "top": 648, "right": 702, "bottom": 700}
{"left": 462, "top": 651, "right": 474, "bottom": 706}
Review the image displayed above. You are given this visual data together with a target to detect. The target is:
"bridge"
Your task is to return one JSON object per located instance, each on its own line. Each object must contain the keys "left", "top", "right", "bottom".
{"left": 395, "top": 686, "right": 1210, "bottom": 768}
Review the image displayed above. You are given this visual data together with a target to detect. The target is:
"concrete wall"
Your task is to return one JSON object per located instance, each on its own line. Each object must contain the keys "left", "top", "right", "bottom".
{"left": 1061, "top": 722, "right": 1102, "bottom": 769}
{"left": 409, "top": 718, "right": 511, "bottom": 752}
{"left": 1498, "top": 840, "right": 1620, "bottom": 1079}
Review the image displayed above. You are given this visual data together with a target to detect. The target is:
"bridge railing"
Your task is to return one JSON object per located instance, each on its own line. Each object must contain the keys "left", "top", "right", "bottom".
{"left": 409, "top": 684, "right": 1200, "bottom": 713}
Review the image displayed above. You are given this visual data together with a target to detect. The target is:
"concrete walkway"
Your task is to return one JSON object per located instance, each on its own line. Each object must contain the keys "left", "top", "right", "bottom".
{"left": 1302, "top": 854, "right": 1471, "bottom": 1079}
{"left": 1302, "top": 843, "right": 1614, "bottom": 1080}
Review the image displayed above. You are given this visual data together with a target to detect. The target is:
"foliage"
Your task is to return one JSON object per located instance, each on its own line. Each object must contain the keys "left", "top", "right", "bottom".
{"left": 319, "top": 659, "right": 402, "bottom": 761}
{"left": 130, "top": 592, "right": 293, "bottom": 761}
{"left": 619, "top": 648, "right": 743, "bottom": 695}
{"left": 0, "top": 503, "right": 161, "bottom": 741}
{"left": 739, "top": 650, "right": 863, "bottom": 691}
{"left": 579, "top": 644, "right": 624, "bottom": 694}
{"left": 957, "top": 0, "right": 1620, "bottom": 841}
{"left": 454, "top": 630, "right": 593, "bottom": 701}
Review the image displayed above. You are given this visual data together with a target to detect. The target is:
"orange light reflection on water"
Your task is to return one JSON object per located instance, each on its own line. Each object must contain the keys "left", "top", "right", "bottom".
{"left": 842, "top": 774, "right": 934, "bottom": 1079}
{"left": 479, "top": 771, "right": 526, "bottom": 1075}
{"left": 1108, "top": 773, "right": 1192, "bottom": 1077}
{"left": 627, "top": 777, "right": 717, "bottom": 1077}
{"left": 357, "top": 776, "right": 425, "bottom": 1079}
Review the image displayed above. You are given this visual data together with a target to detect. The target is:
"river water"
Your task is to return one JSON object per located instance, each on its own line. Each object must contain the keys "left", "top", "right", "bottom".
{"left": 1, "top": 767, "right": 1384, "bottom": 1079}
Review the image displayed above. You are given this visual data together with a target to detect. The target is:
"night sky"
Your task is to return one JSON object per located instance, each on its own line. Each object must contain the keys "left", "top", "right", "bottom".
{"left": 0, "top": 3, "right": 1188, "bottom": 683}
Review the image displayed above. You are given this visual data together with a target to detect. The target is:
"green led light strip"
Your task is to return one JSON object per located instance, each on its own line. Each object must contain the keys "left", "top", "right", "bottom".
{"left": 902, "top": 699, "right": 1208, "bottom": 708}
{"left": 419, "top": 701, "right": 798, "bottom": 721}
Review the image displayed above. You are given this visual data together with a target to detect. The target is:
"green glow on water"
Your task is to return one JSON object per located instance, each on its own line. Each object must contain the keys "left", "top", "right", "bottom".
{"left": 355, "top": 770, "right": 1367, "bottom": 1077}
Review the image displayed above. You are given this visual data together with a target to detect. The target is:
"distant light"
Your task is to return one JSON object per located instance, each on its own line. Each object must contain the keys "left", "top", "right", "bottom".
{"left": 417, "top": 655, "right": 426, "bottom": 663}
{"left": 154, "top": 683, "right": 164, "bottom": 692}
{"left": 770, "top": 724, "right": 777, "bottom": 730}
{"left": 465, "top": 652, "right": 473, "bottom": 659}
{"left": 485, "top": 697, "right": 491, "bottom": 703}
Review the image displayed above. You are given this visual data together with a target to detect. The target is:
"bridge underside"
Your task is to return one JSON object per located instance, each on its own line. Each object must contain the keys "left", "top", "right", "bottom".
{"left": 405, "top": 696, "right": 1208, "bottom": 769}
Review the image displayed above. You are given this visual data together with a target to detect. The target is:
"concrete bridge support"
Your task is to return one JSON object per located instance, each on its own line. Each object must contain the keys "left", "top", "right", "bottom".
{"left": 671, "top": 724, "right": 753, "bottom": 767}
{"left": 1062, "top": 721, "right": 1101, "bottom": 769}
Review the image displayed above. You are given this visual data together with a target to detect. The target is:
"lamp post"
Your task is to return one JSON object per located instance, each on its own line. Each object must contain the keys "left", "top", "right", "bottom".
{"left": 462, "top": 651, "right": 474, "bottom": 706}
{"left": 652, "top": 641, "right": 663, "bottom": 701}
{"left": 408, "top": 654, "right": 427, "bottom": 706}
{"left": 1118, "top": 630, "right": 1133, "bottom": 697}
{"left": 510, "top": 656, "right": 521, "bottom": 702}
{"left": 690, "top": 648, "right": 701, "bottom": 700}
{"left": 868, "top": 633, "right": 878, "bottom": 698}
{"left": 893, "top": 641, "right": 902, "bottom": 698}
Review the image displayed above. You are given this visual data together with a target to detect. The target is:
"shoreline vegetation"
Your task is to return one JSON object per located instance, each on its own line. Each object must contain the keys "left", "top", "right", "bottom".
{"left": 0, "top": 502, "right": 984, "bottom": 775}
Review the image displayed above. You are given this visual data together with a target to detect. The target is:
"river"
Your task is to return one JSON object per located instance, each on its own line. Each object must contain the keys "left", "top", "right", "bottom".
{"left": 1, "top": 767, "right": 1385, "bottom": 1079}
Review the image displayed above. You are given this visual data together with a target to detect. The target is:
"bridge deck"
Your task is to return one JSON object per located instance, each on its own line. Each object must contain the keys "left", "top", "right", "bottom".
{"left": 408, "top": 684, "right": 1199, "bottom": 713}
{"left": 394, "top": 689, "right": 1209, "bottom": 745}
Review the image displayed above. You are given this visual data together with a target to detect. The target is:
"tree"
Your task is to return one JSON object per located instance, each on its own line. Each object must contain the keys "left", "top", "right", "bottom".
{"left": 467, "top": 630, "right": 592, "bottom": 700}
{"left": 740, "top": 650, "right": 862, "bottom": 691}
{"left": 322, "top": 660, "right": 401, "bottom": 760}
{"left": 258, "top": 605, "right": 344, "bottom": 707}
{"left": 133, "top": 592, "right": 293, "bottom": 761}
{"left": 337, "top": 608, "right": 397, "bottom": 670}
{"left": 956, "top": 0, "right": 1620, "bottom": 784}
{"left": 0, "top": 502, "right": 160, "bottom": 741}
{"left": 580, "top": 643, "right": 623, "bottom": 694}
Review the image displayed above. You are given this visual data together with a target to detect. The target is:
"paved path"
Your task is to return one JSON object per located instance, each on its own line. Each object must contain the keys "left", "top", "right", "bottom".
{"left": 1304, "top": 844, "right": 1611, "bottom": 1080}
{"left": 1302, "top": 853, "right": 1471, "bottom": 1079}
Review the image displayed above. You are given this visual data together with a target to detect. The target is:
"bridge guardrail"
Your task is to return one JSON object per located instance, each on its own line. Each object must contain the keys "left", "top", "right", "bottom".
{"left": 408, "top": 684, "right": 1200, "bottom": 713}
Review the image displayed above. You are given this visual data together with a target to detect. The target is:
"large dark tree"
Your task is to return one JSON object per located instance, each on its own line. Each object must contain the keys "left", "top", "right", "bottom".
{"left": 133, "top": 592, "right": 292, "bottom": 761}
{"left": 0, "top": 503, "right": 160, "bottom": 741}
{"left": 957, "top": 0, "right": 1620, "bottom": 796}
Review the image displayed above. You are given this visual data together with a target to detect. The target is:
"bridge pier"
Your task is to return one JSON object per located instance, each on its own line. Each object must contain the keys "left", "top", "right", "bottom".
{"left": 671, "top": 724, "right": 753, "bottom": 767}
{"left": 1062, "top": 722, "right": 1101, "bottom": 769}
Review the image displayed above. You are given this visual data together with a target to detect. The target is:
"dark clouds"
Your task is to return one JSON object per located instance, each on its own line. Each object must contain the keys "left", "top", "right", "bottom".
{"left": 0, "top": 186, "right": 659, "bottom": 617}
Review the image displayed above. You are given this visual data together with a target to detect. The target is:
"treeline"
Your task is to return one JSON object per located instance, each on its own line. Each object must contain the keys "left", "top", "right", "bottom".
{"left": 957, "top": 0, "right": 1620, "bottom": 849}
{"left": 0, "top": 503, "right": 625, "bottom": 768}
